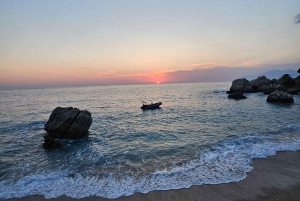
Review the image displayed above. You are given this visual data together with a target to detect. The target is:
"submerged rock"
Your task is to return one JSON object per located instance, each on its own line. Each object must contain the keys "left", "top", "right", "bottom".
{"left": 44, "top": 107, "right": 92, "bottom": 139}
{"left": 266, "top": 91, "right": 294, "bottom": 103}
{"left": 228, "top": 92, "right": 247, "bottom": 100}
{"left": 43, "top": 135, "right": 63, "bottom": 150}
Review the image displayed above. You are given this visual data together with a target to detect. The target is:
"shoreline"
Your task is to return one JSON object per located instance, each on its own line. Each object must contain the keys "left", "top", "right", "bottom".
{"left": 4, "top": 150, "right": 300, "bottom": 201}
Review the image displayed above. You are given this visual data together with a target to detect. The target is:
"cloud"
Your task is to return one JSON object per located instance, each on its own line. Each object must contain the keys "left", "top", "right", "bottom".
{"left": 162, "top": 62, "right": 300, "bottom": 83}
{"left": 294, "top": 13, "right": 300, "bottom": 23}
{"left": 242, "top": 62, "right": 260, "bottom": 67}
{"left": 92, "top": 71, "right": 117, "bottom": 78}
{"left": 189, "top": 63, "right": 230, "bottom": 70}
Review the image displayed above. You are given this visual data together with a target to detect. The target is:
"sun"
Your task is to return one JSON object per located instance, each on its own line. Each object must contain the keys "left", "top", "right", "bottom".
{"left": 157, "top": 81, "right": 160, "bottom": 84}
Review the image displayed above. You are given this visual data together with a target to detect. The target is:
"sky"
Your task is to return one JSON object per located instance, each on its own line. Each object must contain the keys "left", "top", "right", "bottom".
{"left": 0, "top": 0, "right": 300, "bottom": 89}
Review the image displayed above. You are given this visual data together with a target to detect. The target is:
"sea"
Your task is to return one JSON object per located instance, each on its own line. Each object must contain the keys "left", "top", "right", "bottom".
{"left": 0, "top": 82, "right": 300, "bottom": 199}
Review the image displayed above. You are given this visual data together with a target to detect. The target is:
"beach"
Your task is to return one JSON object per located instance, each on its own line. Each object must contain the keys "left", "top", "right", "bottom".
{"left": 1, "top": 0, "right": 300, "bottom": 200}
{"left": 5, "top": 150, "right": 300, "bottom": 201}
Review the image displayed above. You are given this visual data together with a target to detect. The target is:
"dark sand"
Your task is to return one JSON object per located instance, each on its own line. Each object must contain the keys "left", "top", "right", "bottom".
{"left": 5, "top": 151, "right": 300, "bottom": 201}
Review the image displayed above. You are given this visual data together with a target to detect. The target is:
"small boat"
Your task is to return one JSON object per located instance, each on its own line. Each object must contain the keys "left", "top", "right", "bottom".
{"left": 141, "top": 101, "right": 162, "bottom": 109}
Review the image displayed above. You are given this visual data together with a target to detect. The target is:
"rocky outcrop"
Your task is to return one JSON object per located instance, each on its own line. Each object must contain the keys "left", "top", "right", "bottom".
{"left": 44, "top": 107, "right": 92, "bottom": 139}
{"left": 228, "top": 78, "right": 251, "bottom": 93}
{"left": 249, "top": 76, "right": 271, "bottom": 92}
{"left": 294, "top": 76, "right": 300, "bottom": 89}
{"left": 262, "top": 85, "right": 287, "bottom": 95}
{"left": 297, "top": 68, "right": 300, "bottom": 73}
{"left": 228, "top": 92, "right": 247, "bottom": 100}
{"left": 286, "top": 75, "right": 300, "bottom": 94}
{"left": 270, "top": 79, "right": 277, "bottom": 84}
{"left": 229, "top": 74, "right": 300, "bottom": 95}
{"left": 43, "top": 135, "right": 63, "bottom": 150}
{"left": 228, "top": 76, "right": 271, "bottom": 93}
{"left": 266, "top": 91, "right": 294, "bottom": 103}
{"left": 276, "top": 74, "right": 295, "bottom": 87}
{"left": 272, "top": 74, "right": 300, "bottom": 94}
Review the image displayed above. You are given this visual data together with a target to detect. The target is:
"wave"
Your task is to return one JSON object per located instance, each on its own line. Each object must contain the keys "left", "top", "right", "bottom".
{"left": 14, "top": 122, "right": 45, "bottom": 136}
{"left": 1, "top": 124, "right": 300, "bottom": 199}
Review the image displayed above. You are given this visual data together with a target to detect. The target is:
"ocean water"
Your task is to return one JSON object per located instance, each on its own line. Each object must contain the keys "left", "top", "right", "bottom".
{"left": 0, "top": 82, "right": 300, "bottom": 199}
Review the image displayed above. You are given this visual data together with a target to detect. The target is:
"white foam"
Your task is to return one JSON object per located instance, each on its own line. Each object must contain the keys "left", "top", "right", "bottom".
{"left": 287, "top": 124, "right": 300, "bottom": 131}
{"left": 30, "top": 123, "right": 45, "bottom": 130}
{"left": 15, "top": 123, "right": 44, "bottom": 136}
{"left": 1, "top": 130, "right": 300, "bottom": 199}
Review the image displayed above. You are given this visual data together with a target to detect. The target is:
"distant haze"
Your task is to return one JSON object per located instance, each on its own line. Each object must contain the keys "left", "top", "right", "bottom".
{"left": 1, "top": 62, "right": 299, "bottom": 90}
{"left": 0, "top": 1, "right": 300, "bottom": 90}
{"left": 165, "top": 63, "right": 300, "bottom": 83}
{"left": 243, "top": 69, "right": 299, "bottom": 80}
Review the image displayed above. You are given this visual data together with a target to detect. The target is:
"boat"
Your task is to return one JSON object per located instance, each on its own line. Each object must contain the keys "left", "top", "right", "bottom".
{"left": 141, "top": 101, "right": 162, "bottom": 109}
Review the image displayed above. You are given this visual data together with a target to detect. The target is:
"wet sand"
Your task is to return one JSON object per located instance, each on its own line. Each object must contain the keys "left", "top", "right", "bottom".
{"left": 5, "top": 151, "right": 300, "bottom": 201}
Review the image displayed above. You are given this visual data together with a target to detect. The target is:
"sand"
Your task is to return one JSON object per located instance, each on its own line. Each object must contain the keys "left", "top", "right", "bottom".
{"left": 4, "top": 151, "right": 300, "bottom": 201}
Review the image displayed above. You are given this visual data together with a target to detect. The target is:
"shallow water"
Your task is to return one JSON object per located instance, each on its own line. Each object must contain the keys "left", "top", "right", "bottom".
{"left": 0, "top": 82, "right": 300, "bottom": 199}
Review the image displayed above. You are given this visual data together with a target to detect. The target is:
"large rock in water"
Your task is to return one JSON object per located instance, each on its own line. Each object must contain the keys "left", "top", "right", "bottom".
{"left": 229, "top": 78, "right": 251, "bottom": 93}
{"left": 44, "top": 107, "right": 92, "bottom": 139}
{"left": 266, "top": 91, "right": 294, "bottom": 103}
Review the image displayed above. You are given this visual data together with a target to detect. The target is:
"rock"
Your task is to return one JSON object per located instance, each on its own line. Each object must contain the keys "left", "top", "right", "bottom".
{"left": 287, "top": 88, "right": 300, "bottom": 95}
{"left": 262, "top": 85, "right": 287, "bottom": 95}
{"left": 229, "top": 78, "right": 251, "bottom": 93}
{"left": 43, "top": 135, "right": 63, "bottom": 150}
{"left": 228, "top": 92, "right": 247, "bottom": 99}
{"left": 298, "top": 68, "right": 300, "bottom": 73}
{"left": 277, "top": 74, "right": 295, "bottom": 87}
{"left": 45, "top": 107, "right": 78, "bottom": 137}
{"left": 270, "top": 79, "right": 277, "bottom": 84}
{"left": 249, "top": 76, "right": 271, "bottom": 92}
{"left": 229, "top": 76, "right": 271, "bottom": 93}
{"left": 290, "top": 76, "right": 300, "bottom": 94}
{"left": 275, "top": 74, "right": 300, "bottom": 94}
{"left": 228, "top": 73, "right": 300, "bottom": 96}
{"left": 266, "top": 91, "right": 294, "bottom": 103}
{"left": 44, "top": 107, "right": 92, "bottom": 139}
{"left": 63, "top": 110, "right": 93, "bottom": 139}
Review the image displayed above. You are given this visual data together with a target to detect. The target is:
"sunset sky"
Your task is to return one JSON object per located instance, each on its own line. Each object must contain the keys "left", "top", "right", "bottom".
{"left": 0, "top": 0, "right": 300, "bottom": 89}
